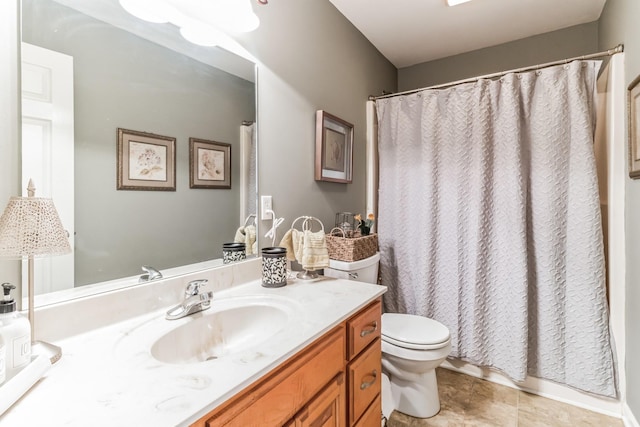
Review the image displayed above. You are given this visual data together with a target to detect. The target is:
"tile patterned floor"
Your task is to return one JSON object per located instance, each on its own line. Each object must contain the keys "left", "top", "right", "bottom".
{"left": 386, "top": 368, "right": 622, "bottom": 427}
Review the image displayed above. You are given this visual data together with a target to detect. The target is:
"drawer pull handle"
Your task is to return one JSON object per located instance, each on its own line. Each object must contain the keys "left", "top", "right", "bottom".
{"left": 360, "top": 370, "right": 378, "bottom": 390}
{"left": 360, "top": 321, "right": 378, "bottom": 337}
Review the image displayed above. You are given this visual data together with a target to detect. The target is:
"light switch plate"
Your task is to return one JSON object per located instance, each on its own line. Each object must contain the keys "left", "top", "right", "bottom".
{"left": 261, "top": 195, "right": 272, "bottom": 220}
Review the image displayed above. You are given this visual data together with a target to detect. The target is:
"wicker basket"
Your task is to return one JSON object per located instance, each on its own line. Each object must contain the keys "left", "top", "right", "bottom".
{"left": 326, "top": 228, "right": 378, "bottom": 262}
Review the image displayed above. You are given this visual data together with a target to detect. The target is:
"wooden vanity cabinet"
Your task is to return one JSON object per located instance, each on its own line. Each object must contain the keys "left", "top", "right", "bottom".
{"left": 346, "top": 300, "right": 382, "bottom": 426}
{"left": 192, "top": 298, "right": 382, "bottom": 427}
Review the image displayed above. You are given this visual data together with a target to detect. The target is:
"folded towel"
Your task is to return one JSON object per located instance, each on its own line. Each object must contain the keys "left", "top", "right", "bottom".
{"left": 301, "top": 229, "right": 329, "bottom": 270}
{"left": 244, "top": 225, "right": 256, "bottom": 256}
{"left": 292, "top": 229, "right": 305, "bottom": 263}
{"left": 234, "top": 227, "right": 246, "bottom": 245}
{"left": 279, "top": 229, "right": 297, "bottom": 261}
{"left": 234, "top": 225, "right": 257, "bottom": 255}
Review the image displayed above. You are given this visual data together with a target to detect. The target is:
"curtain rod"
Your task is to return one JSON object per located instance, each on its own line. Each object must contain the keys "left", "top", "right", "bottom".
{"left": 369, "top": 44, "right": 624, "bottom": 101}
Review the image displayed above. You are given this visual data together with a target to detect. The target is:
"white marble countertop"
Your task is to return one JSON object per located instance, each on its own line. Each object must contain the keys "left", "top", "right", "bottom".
{"left": 0, "top": 276, "right": 385, "bottom": 427}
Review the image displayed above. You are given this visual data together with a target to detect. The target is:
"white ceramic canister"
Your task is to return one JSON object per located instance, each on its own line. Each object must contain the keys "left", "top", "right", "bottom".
{"left": 261, "top": 247, "right": 287, "bottom": 287}
{"left": 0, "top": 283, "right": 31, "bottom": 379}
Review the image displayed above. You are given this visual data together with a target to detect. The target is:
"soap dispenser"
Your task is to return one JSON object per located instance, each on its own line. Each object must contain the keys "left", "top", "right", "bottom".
{"left": 0, "top": 283, "right": 31, "bottom": 378}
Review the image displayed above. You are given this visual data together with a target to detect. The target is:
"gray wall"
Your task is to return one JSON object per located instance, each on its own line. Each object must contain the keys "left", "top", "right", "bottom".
{"left": 23, "top": 0, "right": 255, "bottom": 285}
{"left": 398, "top": 22, "right": 599, "bottom": 91}
{"left": 235, "top": 0, "right": 397, "bottom": 239}
{"left": 599, "top": 0, "right": 640, "bottom": 416}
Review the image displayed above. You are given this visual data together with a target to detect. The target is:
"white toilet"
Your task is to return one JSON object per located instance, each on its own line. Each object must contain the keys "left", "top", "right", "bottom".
{"left": 324, "top": 253, "right": 452, "bottom": 420}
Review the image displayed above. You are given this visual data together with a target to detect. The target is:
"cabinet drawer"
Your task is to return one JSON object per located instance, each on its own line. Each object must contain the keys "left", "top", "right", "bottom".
{"left": 348, "top": 340, "right": 381, "bottom": 426}
{"left": 353, "top": 395, "right": 381, "bottom": 427}
{"left": 201, "top": 326, "right": 345, "bottom": 427}
{"left": 295, "top": 373, "right": 345, "bottom": 427}
{"left": 347, "top": 299, "right": 381, "bottom": 360}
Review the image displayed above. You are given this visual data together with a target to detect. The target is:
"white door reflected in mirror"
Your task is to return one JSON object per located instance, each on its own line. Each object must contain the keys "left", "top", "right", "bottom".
{"left": 21, "top": 42, "right": 75, "bottom": 295}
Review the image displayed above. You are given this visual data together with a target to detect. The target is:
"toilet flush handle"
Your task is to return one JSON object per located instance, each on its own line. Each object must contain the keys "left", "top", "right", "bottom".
{"left": 360, "top": 321, "right": 378, "bottom": 337}
{"left": 349, "top": 272, "right": 358, "bottom": 279}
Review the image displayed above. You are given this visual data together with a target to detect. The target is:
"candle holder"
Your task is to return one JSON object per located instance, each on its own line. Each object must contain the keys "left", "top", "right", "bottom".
{"left": 261, "top": 247, "right": 287, "bottom": 288}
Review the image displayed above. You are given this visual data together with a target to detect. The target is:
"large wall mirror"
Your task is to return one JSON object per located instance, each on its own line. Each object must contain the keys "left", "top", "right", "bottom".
{"left": 21, "top": 0, "right": 258, "bottom": 302}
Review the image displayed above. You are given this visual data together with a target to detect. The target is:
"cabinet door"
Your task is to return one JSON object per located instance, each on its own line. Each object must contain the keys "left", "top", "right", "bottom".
{"left": 295, "top": 373, "right": 345, "bottom": 427}
{"left": 348, "top": 340, "right": 381, "bottom": 426}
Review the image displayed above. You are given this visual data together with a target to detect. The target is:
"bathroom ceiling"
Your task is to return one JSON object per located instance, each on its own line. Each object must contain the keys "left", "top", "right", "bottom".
{"left": 328, "top": 0, "right": 607, "bottom": 68}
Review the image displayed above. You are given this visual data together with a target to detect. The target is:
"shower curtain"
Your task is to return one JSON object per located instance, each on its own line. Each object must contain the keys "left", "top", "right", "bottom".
{"left": 376, "top": 61, "right": 617, "bottom": 397}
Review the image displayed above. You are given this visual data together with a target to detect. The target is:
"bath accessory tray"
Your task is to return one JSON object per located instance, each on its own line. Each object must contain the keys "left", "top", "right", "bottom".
{"left": 0, "top": 354, "right": 51, "bottom": 416}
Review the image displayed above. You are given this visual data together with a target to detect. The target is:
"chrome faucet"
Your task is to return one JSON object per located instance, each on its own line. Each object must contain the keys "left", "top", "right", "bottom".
{"left": 139, "top": 265, "right": 163, "bottom": 283}
{"left": 166, "top": 279, "right": 213, "bottom": 320}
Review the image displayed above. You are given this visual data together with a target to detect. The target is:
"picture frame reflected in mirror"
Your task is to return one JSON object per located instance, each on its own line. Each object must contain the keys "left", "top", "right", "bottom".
{"left": 189, "top": 138, "right": 232, "bottom": 189}
{"left": 117, "top": 128, "right": 176, "bottom": 191}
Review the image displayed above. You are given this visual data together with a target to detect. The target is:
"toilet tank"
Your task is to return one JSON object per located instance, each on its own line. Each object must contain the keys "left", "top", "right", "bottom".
{"left": 323, "top": 252, "right": 380, "bottom": 284}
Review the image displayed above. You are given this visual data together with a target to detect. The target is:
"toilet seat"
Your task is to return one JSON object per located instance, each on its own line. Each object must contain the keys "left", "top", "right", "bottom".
{"left": 382, "top": 313, "right": 450, "bottom": 350}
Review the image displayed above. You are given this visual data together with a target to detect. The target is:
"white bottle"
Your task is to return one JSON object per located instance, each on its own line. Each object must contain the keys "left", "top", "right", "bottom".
{"left": 0, "top": 334, "right": 6, "bottom": 385}
{"left": 0, "top": 283, "right": 31, "bottom": 380}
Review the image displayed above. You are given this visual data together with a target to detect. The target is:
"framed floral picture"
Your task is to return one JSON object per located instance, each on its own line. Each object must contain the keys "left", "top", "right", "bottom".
{"left": 629, "top": 74, "right": 640, "bottom": 178}
{"left": 189, "top": 138, "right": 231, "bottom": 189}
{"left": 117, "top": 128, "right": 176, "bottom": 191}
{"left": 315, "top": 110, "right": 353, "bottom": 183}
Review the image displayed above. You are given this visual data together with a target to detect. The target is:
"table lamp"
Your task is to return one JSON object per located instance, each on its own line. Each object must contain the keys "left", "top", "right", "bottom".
{"left": 0, "top": 179, "right": 71, "bottom": 364}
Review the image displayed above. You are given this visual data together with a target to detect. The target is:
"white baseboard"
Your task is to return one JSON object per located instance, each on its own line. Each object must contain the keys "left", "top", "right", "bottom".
{"left": 624, "top": 403, "right": 640, "bottom": 427}
{"left": 441, "top": 359, "right": 622, "bottom": 419}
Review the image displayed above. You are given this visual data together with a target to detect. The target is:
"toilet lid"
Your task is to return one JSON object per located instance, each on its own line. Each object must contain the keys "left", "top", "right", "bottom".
{"left": 382, "top": 313, "right": 450, "bottom": 350}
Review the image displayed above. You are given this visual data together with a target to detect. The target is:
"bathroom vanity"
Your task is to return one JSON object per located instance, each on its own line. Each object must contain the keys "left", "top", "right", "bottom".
{"left": 197, "top": 299, "right": 382, "bottom": 427}
{"left": 0, "top": 259, "right": 385, "bottom": 426}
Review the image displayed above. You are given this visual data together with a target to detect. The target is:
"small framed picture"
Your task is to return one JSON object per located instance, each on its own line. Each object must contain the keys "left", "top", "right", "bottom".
{"left": 315, "top": 110, "right": 353, "bottom": 183}
{"left": 117, "top": 128, "right": 176, "bottom": 191}
{"left": 189, "top": 138, "right": 231, "bottom": 189}
{"left": 629, "top": 74, "right": 640, "bottom": 178}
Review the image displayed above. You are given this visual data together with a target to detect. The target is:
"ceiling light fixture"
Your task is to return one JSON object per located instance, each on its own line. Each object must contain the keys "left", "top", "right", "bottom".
{"left": 446, "top": 0, "right": 473, "bottom": 6}
{"left": 119, "top": 0, "right": 262, "bottom": 47}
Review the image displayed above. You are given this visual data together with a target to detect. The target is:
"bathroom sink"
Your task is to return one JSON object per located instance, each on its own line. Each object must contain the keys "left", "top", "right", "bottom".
{"left": 150, "top": 296, "right": 294, "bottom": 364}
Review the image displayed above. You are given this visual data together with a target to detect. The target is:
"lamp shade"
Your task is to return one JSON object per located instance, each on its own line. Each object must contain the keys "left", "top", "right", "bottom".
{"left": 0, "top": 196, "right": 71, "bottom": 259}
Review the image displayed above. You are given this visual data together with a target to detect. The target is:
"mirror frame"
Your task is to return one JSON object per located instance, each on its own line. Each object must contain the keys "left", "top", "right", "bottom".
{"left": 0, "top": 0, "right": 22, "bottom": 304}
